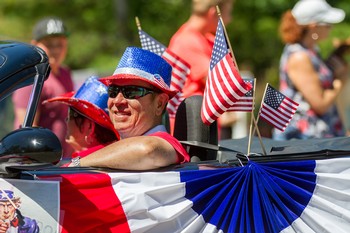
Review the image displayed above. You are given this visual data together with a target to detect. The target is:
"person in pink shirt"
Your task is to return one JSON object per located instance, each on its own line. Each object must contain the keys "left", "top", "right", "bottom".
{"left": 69, "top": 47, "right": 190, "bottom": 169}
{"left": 12, "top": 17, "right": 74, "bottom": 158}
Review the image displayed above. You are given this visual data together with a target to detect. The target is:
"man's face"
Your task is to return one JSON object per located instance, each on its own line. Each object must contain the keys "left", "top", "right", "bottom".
{"left": 0, "top": 201, "right": 16, "bottom": 221}
{"left": 107, "top": 80, "right": 165, "bottom": 138}
{"left": 33, "top": 36, "right": 68, "bottom": 72}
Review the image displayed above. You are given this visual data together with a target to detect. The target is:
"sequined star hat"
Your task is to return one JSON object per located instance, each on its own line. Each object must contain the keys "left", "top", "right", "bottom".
{"left": 99, "top": 47, "right": 178, "bottom": 99}
{"left": 44, "top": 76, "right": 120, "bottom": 139}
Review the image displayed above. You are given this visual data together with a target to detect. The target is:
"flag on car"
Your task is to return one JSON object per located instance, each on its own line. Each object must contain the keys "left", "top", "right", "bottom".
{"left": 138, "top": 29, "right": 190, "bottom": 118}
{"left": 50, "top": 157, "right": 350, "bottom": 232}
{"left": 201, "top": 20, "right": 251, "bottom": 125}
{"left": 228, "top": 78, "right": 255, "bottom": 112}
{"left": 258, "top": 84, "right": 299, "bottom": 131}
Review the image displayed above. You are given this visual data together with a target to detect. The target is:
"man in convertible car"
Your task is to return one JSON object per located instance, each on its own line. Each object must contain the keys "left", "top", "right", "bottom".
{"left": 68, "top": 47, "right": 190, "bottom": 169}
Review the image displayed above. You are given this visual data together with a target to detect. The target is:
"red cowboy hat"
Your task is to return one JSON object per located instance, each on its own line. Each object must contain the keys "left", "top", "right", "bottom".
{"left": 43, "top": 76, "right": 120, "bottom": 140}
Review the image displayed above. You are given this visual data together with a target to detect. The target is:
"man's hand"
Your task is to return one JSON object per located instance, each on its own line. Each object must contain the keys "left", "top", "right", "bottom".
{"left": 326, "top": 37, "right": 350, "bottom": 81}
{"left": 0, "top": 221, "right": 9, "bottom": 233}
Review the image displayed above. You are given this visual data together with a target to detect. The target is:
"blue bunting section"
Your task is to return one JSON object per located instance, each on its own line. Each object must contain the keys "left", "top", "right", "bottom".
{"left": 182, "top": 161, "right": 317, "bottom": 232}
{"left": 180, "top": 158, "right": 350, "bottom": 233}
{"left": 53, "top": 157, "right": 350, "bottom": 232}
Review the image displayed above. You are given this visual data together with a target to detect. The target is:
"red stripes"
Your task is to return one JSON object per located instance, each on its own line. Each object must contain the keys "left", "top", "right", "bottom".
{"left": 201, "top": 54, "right": 251, "bottom": 125}
{"left": 163, "top": 49, "right": 190, "bottom": 118}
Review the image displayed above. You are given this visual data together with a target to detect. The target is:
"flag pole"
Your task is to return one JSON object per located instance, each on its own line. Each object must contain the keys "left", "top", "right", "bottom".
{"left": 252, "top": 112, "right": 267, "bottom": 155}
{"left": 253, "top": 84, "right": 269, "bottom": 155}
{"left": 216, "top": 6, "right": 239, "bottom": 71}
{"left": 252, "top": 83, "right": 267, "bottom": 136}
{"left": 247, "top": 80, "right": 267, "bottom": 155}
{"left": 216, "top": 6, "right": 262, "bottom": 154}
{"left": 247, "top": 78, "right": 256, "bottom": 155}
{"left": 135, "top": 16, "right": 142, "bottom": 30}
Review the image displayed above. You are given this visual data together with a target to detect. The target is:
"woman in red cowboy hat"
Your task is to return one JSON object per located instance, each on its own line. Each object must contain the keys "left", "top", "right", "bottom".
{"left": 44, "top": 76, "right": 120, "bottom": 165}
{"left": 69, "top": 47, "right": 190, "bottom": 169}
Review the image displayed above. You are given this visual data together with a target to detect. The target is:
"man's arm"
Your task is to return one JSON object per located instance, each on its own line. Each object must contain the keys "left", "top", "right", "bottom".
{"left": 79, "top": 136, "right": 178, "bottom": 170}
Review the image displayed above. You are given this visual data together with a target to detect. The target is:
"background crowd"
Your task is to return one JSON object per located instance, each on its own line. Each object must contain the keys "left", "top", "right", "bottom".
{"left": 0, "top": 0, "right": 350, "bottom": 141}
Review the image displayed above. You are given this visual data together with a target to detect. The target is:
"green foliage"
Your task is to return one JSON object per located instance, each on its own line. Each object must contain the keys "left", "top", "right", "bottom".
{"left": 0, "top": 0, "right": 349, "bottom": 82}
{"left": 1, "top": 0, "right": 350, "bottom": 137}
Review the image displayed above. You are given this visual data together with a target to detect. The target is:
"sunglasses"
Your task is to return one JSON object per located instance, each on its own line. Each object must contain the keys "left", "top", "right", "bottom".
{"left": 107, "top": 85, "right": 156, "bottom": 99}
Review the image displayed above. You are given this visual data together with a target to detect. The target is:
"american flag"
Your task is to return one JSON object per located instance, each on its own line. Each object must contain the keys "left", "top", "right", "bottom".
{"left": 258, "top": 84, "right": 299, "bottom": 131}
{"left": 228, "top": 79, "right": 255, "bottom": 112}
{"left": 138, "top": 29, "right": 190, "bottom": 118}
{"left": 201, "top": 20, "right": 252, "bottom": 125}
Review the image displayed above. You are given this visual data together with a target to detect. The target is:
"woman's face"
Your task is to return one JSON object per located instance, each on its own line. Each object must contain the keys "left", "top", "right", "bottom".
{"left": 65, "top": 109, "right": 86, "bottom": 152}
{"left": 312, "top": 23, "right": 333, "bottom": 42}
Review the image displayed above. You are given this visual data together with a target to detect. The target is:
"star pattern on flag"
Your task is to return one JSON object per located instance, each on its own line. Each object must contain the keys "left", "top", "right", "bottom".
{"left": 264, "top": 87, "right": 285, "bottom": 109}
{"left": 139, "top": 30, "right": 165, "bottom": 56}
{"left": 210, "top": 24, "right": 228, "bottom": 70}
{"left": 244, "top": 79, "right": 254, "bottom": 97}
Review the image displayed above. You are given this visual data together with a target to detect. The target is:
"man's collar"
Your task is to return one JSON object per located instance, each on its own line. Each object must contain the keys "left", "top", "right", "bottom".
{"left": 143, "top": 125, "right": 167, "bottom": 135}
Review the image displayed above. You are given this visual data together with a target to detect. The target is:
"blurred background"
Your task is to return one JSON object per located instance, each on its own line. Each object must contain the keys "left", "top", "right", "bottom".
{"left": 0, "top": 0, "right": 349, "bottom": 138}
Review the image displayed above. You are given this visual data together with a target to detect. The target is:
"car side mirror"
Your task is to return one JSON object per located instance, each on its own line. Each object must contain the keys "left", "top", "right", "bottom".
{"left": 0, "top": 41, "right": 62, "bottom": 165}
{"left": 0, "top": 127, "right": 62, "bottom": 164}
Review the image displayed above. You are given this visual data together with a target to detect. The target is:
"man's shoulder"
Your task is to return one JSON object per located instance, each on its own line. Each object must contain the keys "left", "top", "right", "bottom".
{"left": 149, "top": 131, "right": 190, "bottom": 163}
{"left": 169, "top": 23, "right": 205, "bottom": 48}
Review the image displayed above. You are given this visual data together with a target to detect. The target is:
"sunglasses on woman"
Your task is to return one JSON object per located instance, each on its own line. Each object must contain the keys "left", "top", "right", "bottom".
{"left": 107, "top": 85, "right": 156, "bottom": 99}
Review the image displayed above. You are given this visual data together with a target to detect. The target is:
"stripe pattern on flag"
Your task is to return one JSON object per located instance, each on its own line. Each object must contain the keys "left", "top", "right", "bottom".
{"left": 228, "top": 79, "right": 255, "bottom": 112}
{"left": 163, "top": 49, "right": 190, "bottom": 118}
{"left": 259, "top": 84, "right": 299, "bottom": 131}
{"left": 201, "top": 20, "right": 252, "bottom": 125}
{"left": 138, "top": 29, "right": 190, "bottom": 118}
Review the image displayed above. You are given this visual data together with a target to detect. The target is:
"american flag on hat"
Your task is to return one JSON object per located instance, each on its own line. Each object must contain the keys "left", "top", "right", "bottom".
{"left": 201, "top": 20, "right": 252, "bottom": 125}
{"left": 138, "top": 29, "right": 190, "bottom": 118}
{"left": 258, "top": 84, "right": 299, "bottom": 132}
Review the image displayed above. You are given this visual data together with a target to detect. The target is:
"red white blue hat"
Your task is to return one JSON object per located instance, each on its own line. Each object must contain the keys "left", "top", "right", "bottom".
{"left": 0, "top": 190, "right": 18, "bottom": 201}
{"left": 43, "top": 76, "right": 120, "bottom": 140}
{"left": 100, "top": 47, "right": 178, "bottom": 99}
